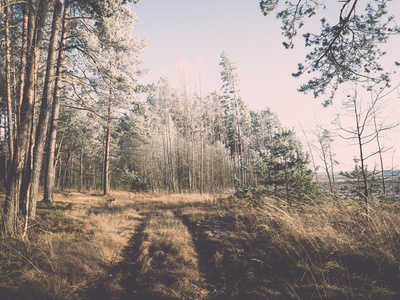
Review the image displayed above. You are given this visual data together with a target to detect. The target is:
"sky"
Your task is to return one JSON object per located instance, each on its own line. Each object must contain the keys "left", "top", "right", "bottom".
{"left": 130, "top": 1, "right": 400, "bottom": 171}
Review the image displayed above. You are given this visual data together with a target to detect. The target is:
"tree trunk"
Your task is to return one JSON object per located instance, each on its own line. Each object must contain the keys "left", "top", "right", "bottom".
{"left": 69, "top": 149, "right": 74, "bottom": 188}
{"left": 61, "top": 145, "right": 73, "bottom": 190}
{"left": 16, "top": 4, "right": 29, "bottom": 134}
{"left": 103, "top": 64, "right": 113, "bottom": 196}
{"left": 372, "top": 105, "right": 386, "bottom": 195}
{"left": 103, "top": 113, "right": 111, "bottom": 195}
{"left": 3, "top": 0, "right": 50, "bottom": 236}
{"left": 353, "top": 98, "right": 369, "bottom": 217}
{"left": 57, "top": 154, "right": 62, "bottom": 189}
{"left": 79, "top": 115, "right": 91, "bottom": 192}
{"left": 4, "top": 0, "right": 14, "bottom": 164}
{"left": 43, "top": 0, "right": 69, "bottom": 203}
{"left": 200, "top": 103, "right": 204, "bottom": 194}
{"left": 29, "top": 0, "right": 64, "bottom": 219}
{"left": 88, "top": 157, "right": 92, "bottom": 191}
{"left": 328, "top": 144, "right": 336, "bottom": 190}
{"left": 79, "top": 141, "right": 84, "bottom": 192}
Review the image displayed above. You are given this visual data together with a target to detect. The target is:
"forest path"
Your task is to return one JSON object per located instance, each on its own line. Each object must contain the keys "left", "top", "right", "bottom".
{"left": 173, "top": 202, "right": 279, "bottom": 299}
{"left": 85, "top": 195, "right": 279, "bottom": 299}
{"left": 84, "top": 197, "right": 208, "bottom": 299}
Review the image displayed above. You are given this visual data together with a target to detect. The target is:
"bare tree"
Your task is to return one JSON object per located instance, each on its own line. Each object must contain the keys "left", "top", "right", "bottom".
{"left": 368, "top": 87, "right": 399, "bottom": 196}
{"left": 313, "top": 127, "right": 337, "bottom": 194}
{"left": 335, "top": 84, "right": 398, "bottom": 214}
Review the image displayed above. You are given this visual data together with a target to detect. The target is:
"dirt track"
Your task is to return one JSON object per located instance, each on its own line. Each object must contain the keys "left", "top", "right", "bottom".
{"left": 83, "top": 198, "right": 280, "bottom": 300}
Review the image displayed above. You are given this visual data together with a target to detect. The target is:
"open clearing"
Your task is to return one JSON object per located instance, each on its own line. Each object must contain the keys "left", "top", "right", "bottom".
{"left": 1, "top": 191, "right": 399, "bottom": 299}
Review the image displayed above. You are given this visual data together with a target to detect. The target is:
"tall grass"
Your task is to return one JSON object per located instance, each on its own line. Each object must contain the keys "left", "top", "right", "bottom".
{"left": 0, "top": 191, "right": 399, "bottom": 299}
{"left": 0, "top": 191, "right": 142, "bottom": 299}
{"left": 225, "top": 196, "right": 400, "bottom": 299}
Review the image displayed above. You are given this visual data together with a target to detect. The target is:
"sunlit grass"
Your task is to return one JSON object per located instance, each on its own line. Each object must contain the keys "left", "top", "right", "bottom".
{"left": 219, "top": 196, "right": 400, "bottom": 298}
{"left": 136, "top": 209, "right": 208, "bottom": 299}
{"left": 0, "top": 191, "right": 141, "bottom": 299}
{"left": 0, "top": 191, "right": 399, "bottom": 299}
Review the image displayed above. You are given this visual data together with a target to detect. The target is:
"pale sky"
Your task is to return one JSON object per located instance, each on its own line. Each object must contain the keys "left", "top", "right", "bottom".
{"left": 131, "top": 1, "right": 400, "bottom": 171}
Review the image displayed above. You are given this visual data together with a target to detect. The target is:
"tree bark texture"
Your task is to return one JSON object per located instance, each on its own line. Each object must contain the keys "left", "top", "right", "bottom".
{"left": 4, "top": 0, "right": 14, "bottom": 163}
{"left": 3, "top": 0, "right": 50, "bottom": 235}
{"left": 29, "top": 0, "right": 64, "bottom": 219}
{"left": 103, "top": 64, "right": 113, "bottom": 196}
{"left": 43, "top": 0, "right": 69, "bottom": 203}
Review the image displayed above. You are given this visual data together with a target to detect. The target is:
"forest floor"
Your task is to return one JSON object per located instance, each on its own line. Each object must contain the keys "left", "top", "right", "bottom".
{"left": 0, "top": 191, "right": 400, "bottom": 299}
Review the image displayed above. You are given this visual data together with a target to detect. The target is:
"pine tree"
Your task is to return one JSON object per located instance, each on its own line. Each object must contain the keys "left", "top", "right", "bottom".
{"left": 258, "top": 129, "right": 319, "bottom": 202}
{"left": 219, "top": 51, "right": 248, "bottom": 182}
{"left": 260, "top": 0, "right": 398, "bottom": 105}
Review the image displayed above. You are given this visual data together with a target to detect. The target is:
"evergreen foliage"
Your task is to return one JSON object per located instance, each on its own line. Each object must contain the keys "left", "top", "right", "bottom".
{"left": 105, "top": 54, "right": 319, "bottom": 198}
{"left": 0, "top": 1, "right": 342, "bottom": 235}
{"left": 260, "top": 0, "right": 399, "bottom": 105}
{"left": 233, "top": 176, "right": 250, "bottom": 199}
{"left": 256, "top": 129, "right": 319, "bottom": 202}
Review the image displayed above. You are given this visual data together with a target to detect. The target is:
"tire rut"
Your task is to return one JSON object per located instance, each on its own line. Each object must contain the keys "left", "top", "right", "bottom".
{"left": 85, "top": 213, "right": 152, "bottom": 300}
{"left": 174, "top": 203, "right": 280, "bottom": 299}
{"left": 174, "top": 207, "right": 229, "bottom": 298}
{"left": 86, "top": 199, "right": 279, "bottom": 299}
{"left": 88, "top": 201, "right": 208, "bottom": 299}
{"left": 117, "top": 213, "right": 152, "bottom": 300}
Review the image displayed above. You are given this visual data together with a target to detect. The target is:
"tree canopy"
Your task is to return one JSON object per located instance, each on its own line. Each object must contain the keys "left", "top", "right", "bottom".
{"left": 260, "top": 0, "right": 399, "bottom": 105}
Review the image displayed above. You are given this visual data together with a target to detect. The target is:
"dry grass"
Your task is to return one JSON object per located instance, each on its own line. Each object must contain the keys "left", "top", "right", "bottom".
{"left": 169, "top": 194, "right": 400, "bottom": 299}
{"left": 221, "top": 196, "right": 400, "bottom": 299}
{"left": 136, "top": 209, "right": 208, "bottom": 299}
{"left": 0, "top": 191, "right": 142, "bottom": 299}
{"left": 1, "top": 191, "right": 399, "bottom": 299}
